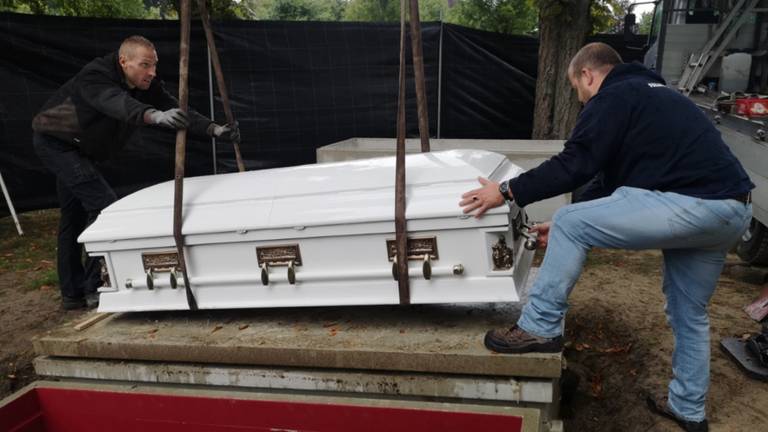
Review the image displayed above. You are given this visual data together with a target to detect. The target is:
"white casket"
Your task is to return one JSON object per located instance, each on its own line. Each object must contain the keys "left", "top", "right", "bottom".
{"left": 80, "top": 150, "right": 537, "bottom": 312}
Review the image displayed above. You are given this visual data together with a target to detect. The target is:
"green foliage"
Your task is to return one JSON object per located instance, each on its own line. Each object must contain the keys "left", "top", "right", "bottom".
{"left": 591, "top": 0, "right": 633, "bottom": 34}
{"left": 637, "top": 10, "right": 653, "bottom": 35}
{"left": 0, "top": 0, "right": 643, "bottom": 35}
{"left": 446, "top": 0, "right": 538, "bottom": 35}
{"left": 244, "top": 0, "right": 347, "bottom": 21}
{"left": 343, "top": 0, "right": 446, "bottom": 22}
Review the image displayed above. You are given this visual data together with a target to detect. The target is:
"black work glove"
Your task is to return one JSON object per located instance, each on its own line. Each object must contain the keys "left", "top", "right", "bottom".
{"left": 146, "top": 108, "right": 189, "bottom": 129}
{"left": 208, "top": 121, "right": 240, "bottom": 142}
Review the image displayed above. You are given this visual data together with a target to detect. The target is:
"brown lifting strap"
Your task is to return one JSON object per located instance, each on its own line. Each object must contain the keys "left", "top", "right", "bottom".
{"left": 198, "top": 0, "right": 246, "bottom": 172}
{"left": 174, "top": 0, "right": 197, "bottom": 310}
{"left": 394, "top": 0, "right": 431, "bottom": 305}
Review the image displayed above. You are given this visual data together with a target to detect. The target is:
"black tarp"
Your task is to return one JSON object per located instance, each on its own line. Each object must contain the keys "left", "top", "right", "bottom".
{"left": 0, "top": 12, "right": 647, "bottom": 214}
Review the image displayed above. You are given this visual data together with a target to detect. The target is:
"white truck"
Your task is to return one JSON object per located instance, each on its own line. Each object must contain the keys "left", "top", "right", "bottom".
{"left": 628, "top": 0, "right": 768, "bottom": 264}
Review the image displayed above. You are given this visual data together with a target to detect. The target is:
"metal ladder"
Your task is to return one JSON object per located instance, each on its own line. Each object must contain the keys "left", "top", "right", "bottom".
{"left": 678, "top": 0, "right": 761, "bottom": 95}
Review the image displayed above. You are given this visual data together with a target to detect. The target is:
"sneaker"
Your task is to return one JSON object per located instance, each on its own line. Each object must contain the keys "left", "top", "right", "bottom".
{"left": 85, "top": 292, "right": 100, "bottom": 309}
{"left": 484, "top": 324, "right": 563, "bottom": 354}
{"left": 646, "top": 393, "right": 709, "bottom": 432}
{"left": 61, "top": 296, "right": 86, "bottom": 310}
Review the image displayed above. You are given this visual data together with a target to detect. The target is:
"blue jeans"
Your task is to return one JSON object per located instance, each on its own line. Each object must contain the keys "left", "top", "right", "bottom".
{"left": 517, "top": 186, "right": 751, "bottom": 422}
{"left": 33, "top": 133, "right": 117, "bottom": 301}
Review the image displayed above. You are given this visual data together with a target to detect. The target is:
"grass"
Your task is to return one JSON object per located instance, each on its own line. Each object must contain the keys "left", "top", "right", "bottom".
{"left": 0, "top": 209, "right": 59, "bottom": 289}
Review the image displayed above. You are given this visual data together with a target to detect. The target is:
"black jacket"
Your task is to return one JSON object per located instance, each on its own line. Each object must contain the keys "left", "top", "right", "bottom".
{"left": 509, "top": 63, "right": 754, "bottom": 207}
{"left": 32, "top": 52, "right": 212, "bottom": 160}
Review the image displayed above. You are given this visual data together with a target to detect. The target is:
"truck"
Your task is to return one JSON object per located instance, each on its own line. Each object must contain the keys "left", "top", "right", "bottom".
{"left": 628, "top": 0, "right": 768, "bottom": 265}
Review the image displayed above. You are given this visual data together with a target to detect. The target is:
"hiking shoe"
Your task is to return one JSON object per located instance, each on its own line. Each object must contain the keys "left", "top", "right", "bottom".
{"left": 85, "top": 292, "right": 100, "bottom": 309}
{"left": 61, "top": 296, "right": 86, "bottom": 310}
{"left": 484, "top": 324, "right": 563, "bottom": 354}
{"left": 646, "top": 393, "right": 709, "bottom": 432}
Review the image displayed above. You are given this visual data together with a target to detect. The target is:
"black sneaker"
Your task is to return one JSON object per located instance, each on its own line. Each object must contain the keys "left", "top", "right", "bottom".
{"left": 646, "top": 393, "right": 709, "bottom": 432}
{"left": 61, "top": 296, "right": 86, "bottom": 310}
{"left": 85, "top": 292, "right": 100, "bottom": 309}
{"left": 484, "top": 324, "right": 563, "bottom": 354}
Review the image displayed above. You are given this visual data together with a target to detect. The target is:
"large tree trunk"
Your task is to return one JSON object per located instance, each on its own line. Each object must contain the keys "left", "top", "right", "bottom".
{"left": 532, "top": 0, "right": 592, "bottom": 139}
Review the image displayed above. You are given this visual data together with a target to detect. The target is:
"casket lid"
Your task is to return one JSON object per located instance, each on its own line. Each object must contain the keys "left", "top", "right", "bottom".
{"left": 80, "top": 150, "right": 523, "bottom": 243}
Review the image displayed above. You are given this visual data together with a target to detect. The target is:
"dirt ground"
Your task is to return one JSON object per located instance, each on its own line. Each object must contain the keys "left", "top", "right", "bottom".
{"left": 1, "top": 210, "right": 767, "bottom": 431}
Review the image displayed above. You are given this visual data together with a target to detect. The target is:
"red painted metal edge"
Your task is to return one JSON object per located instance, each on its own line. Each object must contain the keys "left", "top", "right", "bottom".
{"left": 1, "top": 387, "right": 525, "bottom": 432}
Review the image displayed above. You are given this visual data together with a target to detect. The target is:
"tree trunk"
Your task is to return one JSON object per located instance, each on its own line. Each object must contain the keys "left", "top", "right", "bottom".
{"left": 532, "top": 0, "right": 592, "bottom": 140}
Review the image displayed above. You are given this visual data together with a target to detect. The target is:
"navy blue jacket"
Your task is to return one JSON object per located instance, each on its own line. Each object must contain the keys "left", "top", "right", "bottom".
{"left": 509, "top": 63, "right": 754, "bottom": 207}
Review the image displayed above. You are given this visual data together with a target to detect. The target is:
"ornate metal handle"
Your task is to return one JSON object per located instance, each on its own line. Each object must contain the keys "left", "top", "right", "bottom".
{"left": 261, "top": 263, "right": 269, "bottom": 286}
{"left": 287, "top": 260, "right": 296, "bottom": 285}
{"left": 422, "top": 255, "right": 432, "bottom": 280}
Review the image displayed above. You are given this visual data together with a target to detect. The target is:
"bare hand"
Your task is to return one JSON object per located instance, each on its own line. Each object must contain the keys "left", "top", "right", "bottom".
{"left": 459, "top": 177, "right": 505, "bottom": 218}
{"left": 529, "top": 222, "right": 551, "bottom": 249}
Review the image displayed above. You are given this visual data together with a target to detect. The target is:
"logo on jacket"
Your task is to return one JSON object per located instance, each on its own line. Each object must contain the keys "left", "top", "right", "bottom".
{"left": 647, "top": 83, "right": 665, "bottom": 88}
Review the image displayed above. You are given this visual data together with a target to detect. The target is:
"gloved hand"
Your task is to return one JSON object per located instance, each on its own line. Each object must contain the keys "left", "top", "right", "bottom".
{"left": 208, "top": 121, "right": 240, "bottom": 142}
{"left": 145, "top": 108, "right": 189, "bottom": 129}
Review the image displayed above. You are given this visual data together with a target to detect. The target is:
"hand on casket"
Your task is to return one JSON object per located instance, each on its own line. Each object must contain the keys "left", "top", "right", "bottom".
{"left": 460, "top": 177, "right": 505, "bottom": 218}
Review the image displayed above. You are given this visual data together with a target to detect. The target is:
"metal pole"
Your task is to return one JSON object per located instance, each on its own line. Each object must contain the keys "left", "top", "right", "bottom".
{"left": 408, "top": 0, "right": 430, "bottom": 152}
{"left": 437, "top": 14, "right": 444, "bottom": 140}
{"left": 199, "top": 0, "right": 246, "bottom": 172}
{"left": 395, "top": 0, "right": 410, "bottom": 305}
{"left": 174, "top": 0, "right": 198, "bottom": 310}
{"left": 0, "top": 171, "right": 22, "bottom": 236}
{"left": 207, "top": 45, "right": 217, "bottom": 175}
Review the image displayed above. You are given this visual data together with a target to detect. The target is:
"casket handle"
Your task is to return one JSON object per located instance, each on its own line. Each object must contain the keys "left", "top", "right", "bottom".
{"left": 392, "top": 256, "right": 399, "bottom": 281}
{"left": 261, "top": 263, "right": 269, "bottom": 286}
{"left": 287, "top": 260, "right": 296, "bottom": 285}
{"left": 146, "top": 269, "right": 155, "bottom": 290}
{"left": 422, "top": 255, "right": 432, "bottom": 280}
{"left": 521, "top": 223, "right": 539, "bottom": 251}
{"left": 170, "top": 270, "right": 179, "bottom": 289}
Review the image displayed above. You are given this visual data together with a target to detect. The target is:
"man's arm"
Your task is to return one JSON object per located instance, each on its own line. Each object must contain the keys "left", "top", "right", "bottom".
{"left": 78, "top": 69, "right": 153, "bottom": 125}
{"left": 509, "top": 92, "right": 631, "bottom": 207}
{"left": 148, "top": 80, "right": 214, "bottom": 136}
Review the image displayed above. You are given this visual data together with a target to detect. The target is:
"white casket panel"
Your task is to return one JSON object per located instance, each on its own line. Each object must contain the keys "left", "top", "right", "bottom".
{"left": 80, "top": 150, "right": 536, "bottom": 312}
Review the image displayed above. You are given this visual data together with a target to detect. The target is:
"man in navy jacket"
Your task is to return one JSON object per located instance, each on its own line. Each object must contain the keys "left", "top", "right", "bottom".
{"left": 460, "top": 43, "right": 752, "bottom": 431}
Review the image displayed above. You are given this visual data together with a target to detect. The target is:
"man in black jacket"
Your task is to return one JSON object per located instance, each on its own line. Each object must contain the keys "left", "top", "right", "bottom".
{"left": 460, "top": 43, "right": 753, "bottom": 431}
{"left": 32, "top": 35, "right": 239, "bottom": 310}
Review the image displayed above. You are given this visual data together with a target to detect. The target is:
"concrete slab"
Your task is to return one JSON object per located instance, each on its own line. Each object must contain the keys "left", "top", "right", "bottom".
{"left": 316, "top": 138, "right": 568, "bottom": 222}
{"left": 34, "top": 356, "right": 556, "bottom": 403}
{"left": 33, "top": 301, "right": 561, "bottom": 378}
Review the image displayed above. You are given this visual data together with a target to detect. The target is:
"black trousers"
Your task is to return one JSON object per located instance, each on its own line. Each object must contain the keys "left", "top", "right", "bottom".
{"left": 33, "top": 133, "right": 116, "bottom": 300}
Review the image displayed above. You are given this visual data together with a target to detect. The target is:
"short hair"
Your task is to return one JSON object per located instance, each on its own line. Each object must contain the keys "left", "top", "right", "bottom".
{"left": 119, "top": 35, "right": 155, "bottom": 58}
{"left": 568, "top": 42, "right": 623, "bottom": 78}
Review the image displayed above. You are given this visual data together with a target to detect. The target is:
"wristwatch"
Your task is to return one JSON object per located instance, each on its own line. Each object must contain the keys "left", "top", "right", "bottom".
{"left": 499, "top": 180, "right": 514, "bottom": 202}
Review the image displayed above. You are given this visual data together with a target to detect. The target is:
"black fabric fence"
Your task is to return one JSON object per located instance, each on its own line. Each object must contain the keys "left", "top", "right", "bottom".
{"left": 0, "top": 12, "right": 647, "bottom": 214}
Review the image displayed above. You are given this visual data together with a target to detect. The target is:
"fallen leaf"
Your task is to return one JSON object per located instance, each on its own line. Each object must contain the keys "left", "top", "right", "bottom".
{"left": 238, "top": 324, "right": 250, "bottom": 331}
{"left": 598, "top": 343, "right": 632, "bottom": 354}
{"left": 399, "top": 329, "right": 406, "bottom": 334}
{"left": 590, "top": 374, "right": 603, "bottom": 398}
{"left": 211, "top": 325, "right": 224, "bottom": 333}
{"left": 322, "top": 322, "right": 338, "bottom": 328}
{"left": 148, "top": 328, "right": 159, "bottom": 334}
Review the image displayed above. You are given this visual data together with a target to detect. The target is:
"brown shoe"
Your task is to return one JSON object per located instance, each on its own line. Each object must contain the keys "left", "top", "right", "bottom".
{"left": 484, "top": 324, "right": 563, "bottom": 354}
{"left": 645, "top": 393, "right": 708, "bottom": 432}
